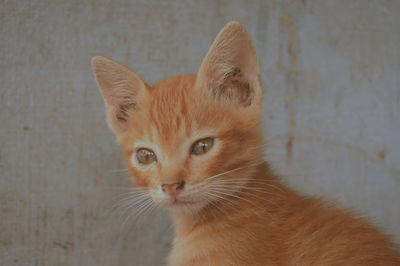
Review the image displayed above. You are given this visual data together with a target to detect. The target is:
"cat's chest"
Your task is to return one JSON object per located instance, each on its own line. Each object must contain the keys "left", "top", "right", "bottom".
{"left": 168, "top": 232, "right": 227, "bottom": 265}
{"left": 168, "top": 223, "right": 277, "bottom": 266}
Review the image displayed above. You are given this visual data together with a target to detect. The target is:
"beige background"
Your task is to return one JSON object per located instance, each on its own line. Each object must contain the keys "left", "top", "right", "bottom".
{"left": 1, "top": 0, "right": 399, "bottom": 265}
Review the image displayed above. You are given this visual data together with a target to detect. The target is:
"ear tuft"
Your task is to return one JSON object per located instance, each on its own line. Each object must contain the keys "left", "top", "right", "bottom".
{"left": 216, "top": 67, "right": 254, "bottom": 107}
{"left": 196, "top": 21, "right": 263, "bottom": 107}
{"left": 91, "top": 56, "right": 146, "bottom": 133}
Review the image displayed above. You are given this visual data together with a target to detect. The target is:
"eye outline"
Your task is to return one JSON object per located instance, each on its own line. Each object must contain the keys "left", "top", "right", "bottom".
{"left": 136, "top": 148, "right": 157, "bottom": 165}
{"left": 191, "top": 137, "right": 215, "bottom": 156}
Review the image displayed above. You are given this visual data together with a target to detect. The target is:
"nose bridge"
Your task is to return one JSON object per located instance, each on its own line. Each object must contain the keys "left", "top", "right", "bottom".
{"left": 158, "top": 134, "right": 187, "bottom": 185}
{"left": 160, "top": 162, "right": 187, "bottom": 185}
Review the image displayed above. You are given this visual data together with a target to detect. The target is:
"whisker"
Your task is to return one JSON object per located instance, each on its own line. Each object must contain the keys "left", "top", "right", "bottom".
{"left": 209, "top": 184, "right": 282, "bottom": 198}
{"left": 119, "top": 196, "right": 150, "bottom": 222}
{"left": 102, "top": 192, "right": 145, "bottom": 216}
{"left": 135, "top": 200, "right": 159, "bottom": 224}
{"left": 205, "top": 191, "right": 238, "bottom": 210}
{"left": 113, "top": 193, "right": 150, "bottom": 212}
{"left": 209, "top": 184, "right": 280, "bottom": 201}
{"left": 204, "top": 161, "right": 265, "bottom": 182}
{"left": 208, "top": 186, "right": 281, "bottom": 210}
{"left": 116, "top": 190, "right": 149, "bottom": 198}
{"left": 204, "top": 193, "right": 235, "bottom": 216}
{"left": 210, "top": 179, "right": 284, "bottom": 193}
{"left": 134, "top": 200, "right": 155, "bottom": 220}
{"left": 112, "top": 188, "right": 149, "bottom": 203}
{"left": 121, "top": 198, "right": 153, "bottom": 227}
{"left": 208, "top": 188, "right": 268, "bottom": 218}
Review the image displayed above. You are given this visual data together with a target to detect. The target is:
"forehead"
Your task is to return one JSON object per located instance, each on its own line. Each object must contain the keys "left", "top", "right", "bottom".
{"left": 124, "top": 75, "right": 233, "bottom": 153}
{"left": 126, "top": 75, "right": 205, "bottom": 152}
{"left": 149, "top": 75, "right": 196, "bottom": 142}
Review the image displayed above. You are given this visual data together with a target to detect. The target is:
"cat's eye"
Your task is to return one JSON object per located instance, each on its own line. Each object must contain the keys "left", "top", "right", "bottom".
{"left": 191, "top": 138, "right": 214, "bottom": 155}
{"left": 136, "top": 148, "right": 157, "bottom": 164}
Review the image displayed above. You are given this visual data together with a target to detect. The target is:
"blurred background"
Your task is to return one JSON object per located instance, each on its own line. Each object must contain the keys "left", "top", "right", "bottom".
{"left": 1, "top": 0, "right": 399, "bottom": 265}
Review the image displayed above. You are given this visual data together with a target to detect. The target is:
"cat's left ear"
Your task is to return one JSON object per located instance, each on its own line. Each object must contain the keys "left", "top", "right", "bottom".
{"left": 196, "top": 21, "right": 263, "bottom": 107}
{"left": 91, "top": 56, "right": 147, "bottom": 134}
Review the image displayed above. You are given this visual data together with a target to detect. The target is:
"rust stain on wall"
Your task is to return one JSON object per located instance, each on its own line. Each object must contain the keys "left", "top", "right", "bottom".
{"left": 279, "top": 4, "right": 302, "bottom": 164}
{"left": 53, "top": 240, "right": 74, "bottom": 253}
{"left": 377, "top": 150, "right": 386, "bottom": 162}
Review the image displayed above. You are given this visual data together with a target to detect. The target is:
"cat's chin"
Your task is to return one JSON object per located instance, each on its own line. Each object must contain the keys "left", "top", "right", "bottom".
{"left": 163, "top": 199, "right": 208, "bottom": 215}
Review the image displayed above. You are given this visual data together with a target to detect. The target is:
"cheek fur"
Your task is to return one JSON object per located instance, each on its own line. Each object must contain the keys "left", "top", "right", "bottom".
{"left": 123, "top": 150, "right": 152, "bottom": 188}
{"left": 212, "top": 124, "right": 260, "bottom": 172}
{"left": 187, "top": 135, "right": 259, "bottom": 186}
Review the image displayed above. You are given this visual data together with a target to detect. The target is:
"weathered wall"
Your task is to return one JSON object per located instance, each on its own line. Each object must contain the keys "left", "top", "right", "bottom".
{"left": 1, "top": 0, "right": 399, "bottom": 265}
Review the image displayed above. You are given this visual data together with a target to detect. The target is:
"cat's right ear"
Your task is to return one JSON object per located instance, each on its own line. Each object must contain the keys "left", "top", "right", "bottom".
{"left": 195, "top": 21, "right": 263, "bottom": 108}
{"left": 91, "top": 56, "right": 146, "bottom": 134}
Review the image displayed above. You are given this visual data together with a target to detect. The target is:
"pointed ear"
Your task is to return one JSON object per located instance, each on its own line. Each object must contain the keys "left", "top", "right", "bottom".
{"left": 91, "top": 56, "right": 146, "bottom": 133}
{"left": 196, "top": 21, "right": 263, "bottom": 107}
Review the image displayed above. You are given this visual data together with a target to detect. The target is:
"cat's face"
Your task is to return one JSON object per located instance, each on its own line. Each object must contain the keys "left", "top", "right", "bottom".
{"left": 118, "top": 75, "right": 262, "bottom": 214}
{"left": 92, "top": 22, "right": 264, "bottom": 215}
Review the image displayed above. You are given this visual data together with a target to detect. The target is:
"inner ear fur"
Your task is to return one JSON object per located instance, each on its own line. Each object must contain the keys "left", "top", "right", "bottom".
{"left": 196, "top": 21, "right": 263, "bottom": 107}
{"left": 91, "top": 56, "right": 147, "bottom": 133}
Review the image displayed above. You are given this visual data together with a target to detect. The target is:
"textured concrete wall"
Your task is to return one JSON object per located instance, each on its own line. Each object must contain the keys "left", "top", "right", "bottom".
{"left": 1, "top": 0, "right": 399, "bottom": 265}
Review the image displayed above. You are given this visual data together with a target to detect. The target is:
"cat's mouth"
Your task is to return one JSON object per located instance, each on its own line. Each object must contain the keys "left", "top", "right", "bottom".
{"left": 154, "top": 194, "right": 206, "bottom": 211}
{"left": 164, "top": 197, "right": 200, "bottom": 207}
{"left": 150, "top": 183, "right": 210, "bottom": 212}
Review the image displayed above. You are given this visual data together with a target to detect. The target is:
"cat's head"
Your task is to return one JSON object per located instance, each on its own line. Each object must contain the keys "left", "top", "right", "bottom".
{"left": 91, "top": 22, "right": 264, "bottom": 215}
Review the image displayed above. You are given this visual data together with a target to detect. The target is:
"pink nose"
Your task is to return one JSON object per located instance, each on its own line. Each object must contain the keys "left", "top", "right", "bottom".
{"left": 161, "top": 180, "right": 185, "bottom": 196}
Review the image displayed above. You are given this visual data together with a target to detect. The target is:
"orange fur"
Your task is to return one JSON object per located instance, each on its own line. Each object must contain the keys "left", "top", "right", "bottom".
{"left": 92, "top": 21, "right": 400, "bottom": 265}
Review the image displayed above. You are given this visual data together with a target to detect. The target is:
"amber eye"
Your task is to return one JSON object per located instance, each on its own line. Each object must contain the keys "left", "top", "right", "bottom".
{"left": 136, "top": 148, "right": 157, "bottom": 164}
{"left": 191, "top": 138, "right": 214, "bottom": 155}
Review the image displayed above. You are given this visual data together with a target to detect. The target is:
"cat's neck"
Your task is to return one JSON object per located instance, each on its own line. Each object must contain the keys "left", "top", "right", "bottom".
{"left": 171, "top": 162, "right": 289, "bottom": 236}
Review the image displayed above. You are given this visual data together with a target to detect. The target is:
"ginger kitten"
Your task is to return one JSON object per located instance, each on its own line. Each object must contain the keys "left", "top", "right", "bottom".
{"left": 91, "top": 22, "right": 400, "bottom": 265}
